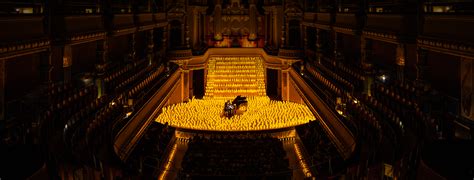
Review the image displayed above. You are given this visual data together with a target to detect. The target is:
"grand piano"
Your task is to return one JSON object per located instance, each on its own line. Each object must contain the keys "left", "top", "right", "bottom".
{"left": 223, "top": 95, "right": 248, "bottom": 118}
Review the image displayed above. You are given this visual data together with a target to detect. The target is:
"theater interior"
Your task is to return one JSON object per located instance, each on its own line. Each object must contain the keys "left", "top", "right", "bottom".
{"left": 0, "top": 0, "right": 473, "bottom": 179}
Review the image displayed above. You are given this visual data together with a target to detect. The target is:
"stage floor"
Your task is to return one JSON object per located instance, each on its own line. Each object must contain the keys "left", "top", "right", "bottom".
{"left": 155, "top": 96, "right": 315, "bottom": 131}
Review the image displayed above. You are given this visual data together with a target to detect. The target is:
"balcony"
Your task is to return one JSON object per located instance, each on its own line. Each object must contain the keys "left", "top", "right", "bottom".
{"left": 113, "top": 14, "right": 135, "bottom": 30}
{"left": 334, "top": 13, "right": 358, "bottom": 29}
{"left": 137, "top": 13, "right": 154, "bottom": 31}
{"left": 137, "top": 13, "right": 153, "bottom": 26}
{"left": 64, "top": 15, "right": 104, "bottom": 34}
{"left": 0, "top": 15, "right": 49, "bottom": 58}
{"left": 154, "top": 13, "right": 167, "bottom": 22}
{"left": 316, "top": 12, "right": 333, "bottom": 25}
{"left": 422, "top": 15, "right": 474, "bottom": 43}
{"left": 278, "top": 48, "right": 304, "bottom": 59}
{"left": 417, "top": 15, "right": 474, "bottom": 57}
{"left": 303, "top": 12, "right": 316, "bottom": 23}
{"left": 0, "top": 16, "right": 46, "bottom": 42}
{"left": 364, "top": 13, "right": 417, "bottom": 41}
{"left": 366, "top": 13, "right": 417, "bottom": 34}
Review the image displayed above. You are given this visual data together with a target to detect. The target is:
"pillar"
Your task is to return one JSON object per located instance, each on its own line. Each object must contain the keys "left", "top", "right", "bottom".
{"left": 129, "top": 33, "right": 137, "bottom": 60}
{"left": 396, "top": 43, "right": 406, "bottom": 82}
{"left": 214, "top": 1, "right": 222, "bottom": 38}
{"left": 264, "top": 12, "right": 269, "bottom": 45}
{"left": 162, "top": 27, "right": 168, "bottom": 64}
{"left": 276, "top": 68, "right": 282, "bottom": 100}
{"left": 360, "top": 36, "right": 373, "bottom": 95}
{"left": 316, "top": 28, "right": 322, "bottom": 63}
{"left": 416, "top": 47, "right": 428, "bottom": 85}
{"left": 63, "top": 45, "right": 72, "bottom": 83}
{"left": 189, "top": 70, "right": 193, "bottom": 98}
{"left": 40, "top": 50, "right": 53, "bottom": 85}
{"left": 95, "top": 38, "right": 109, "bottom": 97}
{"left": 281, "top": 16, "right": 286, "bottom": 48}
{"left": 281, "top": 69, "right": 290, "bottom": 101}
{"left": 273, "top": 10, "right": 280, "bottom": 48}
{"left": 249, "top": 1, "right": 257, "bottom": 40}
{"left": 333, "top": 30, "right": 338, "bottom": 66}
{"left": 0, "top": 60, "right": 4, "bottom": 122}
{"left": 165, "top": 25, "right": 169, "bottom": 50}
{"left": 181, "top": 68, "right": 190, "bottom": 102}
{"left": 147, "top": 30, "right": 155, "bottom": 65}
{"left": 303, "top": 25, "right": 308, "bottom": 49}
{"left": 185, "top": 19, "right": 190, "bottom": 48}
{"left": 191, "top": 9, "right": 199, "bottom": 48}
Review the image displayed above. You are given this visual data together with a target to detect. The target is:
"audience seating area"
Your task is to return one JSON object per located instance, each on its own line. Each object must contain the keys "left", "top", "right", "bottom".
{"left": 128, "top": 122, "right": 175, "bottom": 177}
{"left": 296, "top": 121, "right": 345, "bottom": 178}
{"left": 180, "top": 135, "right": 291, "bottom": 179}
{"left": 37, "top": 59, "right": 172, "bottom": 166}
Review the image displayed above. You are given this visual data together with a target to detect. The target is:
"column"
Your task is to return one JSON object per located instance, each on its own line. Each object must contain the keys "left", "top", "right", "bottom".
{"left": 416, "top": 47, "right": 428, "bottom": 84}
{"left": 281, "top": 16, "right": 286, "bottom": 48}
{"left": 192, "top": 9, "right": 199, "bottom": 47}
{"left": 281, "top": 69, "right": 290, "bottom": 101}
{"left": 249, "top": 1, "right": 257, "bottom": 40}
{"left": 333, "top": 30, "right": 338, "bottom": 66}
{"left": 303, "top": 25, "right": 308, "bottom": 49}
{"left": 185, "top": 21, "right": 190, "bottom": 48}
{"left": 147, "top": 30, "right": 155, "bottom": 65}
{"left": 129, "top": 33, "right": 137, "bottom": 60}
{"left": 277, "top": 69, "right": 282, "bottom": 99}
{"left": 96, "top": 38, "right": 109, "bottom": 97}
{"left": 214, "top": 1, "right": 222, "bottom": 39}
{"left": 396, "top": 43, "right": 406, "bottom": 82}
{"left": 40, "top": 50, "right": 53, "bottom": 85}
{"left": 273, "top": 10, "right": 279, "bottom": 48}
{"left": 264, "top": 12, "right": 269, "bottom": 45}
{"left": 0, "top": 60, "right": 4, "bottom": 122}
{"left": 181, "top": 68, "right": 190, "bottom": 102}
{"left": 360, "top": 36, "right": 373, "bottom": 68}
{"left": 63, "top": 45, "right": 72, "bottom": 83}
{"left": 285, "top": 17, "right": 289, "bottom": 47}
{"left": 165, "top": 25, "right": 170, "bottom": 50}
{"left": 360, "top": 36, "right": 373, "bottom": 95}
{"left": 189, "top": 70, "right": 193, "bottom": 98}
{"left": 162, "top": 27, "right": 168, "bottom": 64}
{"left": 316, "top": 28, "right": 322, "bottom": 63}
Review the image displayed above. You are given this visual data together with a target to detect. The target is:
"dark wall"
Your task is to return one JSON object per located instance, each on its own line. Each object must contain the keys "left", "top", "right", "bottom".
{"left": 371, "top": 40, "right": 397, "bottom": 70}
{"left": 5, "top": 54, "right": 41, "bottom": 102}
{"left": 266, "top": 68, "right": 278, "bottom": 99}
{"left": 72, "top": 42, "right": 97, "bottom": 75}
{"left": 109, "top": 35, "right": 130, "bottom": 62}
{"left": 427, "top": 51, "right": 460, "bottom": 98}
{"left": 193, "top": 69, "right": 205, "bottom": 99}
{"left": 135, "top": 31, "right": 147, "bottom": 59}
{"left": 405, "top": 44, "right": 417, "bottom": 81}
{"left": 340, "top": 33, "right": 360, "bottom": 63}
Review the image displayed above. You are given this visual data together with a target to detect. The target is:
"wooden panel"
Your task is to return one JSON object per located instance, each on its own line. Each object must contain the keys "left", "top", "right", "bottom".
{"left": 366, "top": 14, "right": 416, "bottom": 34}
{"left": 423, "top": 15, "right": 474, "bottom": 42}
{"left": 71, "top": 42, "right": 97, "bottom": 74}
{"left": 0, "top": 16, "right": 45, "bottom": 42}
{"left": 64, "top": 15, "right": 104, "bottom": 34}
{"left": 335, "top": 13, "right": 357, "bottom": 28}
{"left": 4, "top": 54, "right": 41, "bottom": 102}
{"left": 113, "top": 14, "right": 135, "bottom": 29}
{"left": 427, "top": 51, "right": 460, "bottom": 98}
{"left": 154, "top": 13, "right": 167, "bottom": 21}
{"left": 0, "top": 60, "right": 4, "bottom": 121}
{"left": 137, "top": 13, "right": 153, "bottom": 25}
{"left": 316, "top": 12, "right": 332, "bottom": 24}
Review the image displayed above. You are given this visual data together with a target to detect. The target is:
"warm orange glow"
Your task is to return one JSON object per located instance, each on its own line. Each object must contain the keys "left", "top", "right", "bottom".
{"left": 205, "top": 56, "right": 266, "bottom": 98}
{"left": 155, "top": 96, "right": 314, "bottom": 131}
{"left": 156, "top": 55, "right": 315, "bottom": 131}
